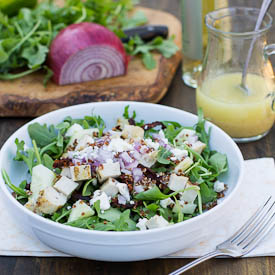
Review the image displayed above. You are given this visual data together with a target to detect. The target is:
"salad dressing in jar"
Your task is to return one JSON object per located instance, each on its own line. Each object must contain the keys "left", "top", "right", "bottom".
{"left": 197, "top": 7, "right": 275, "bottom": 142}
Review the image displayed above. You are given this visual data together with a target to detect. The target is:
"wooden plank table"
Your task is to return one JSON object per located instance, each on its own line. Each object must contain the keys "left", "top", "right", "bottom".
{"left": 0, "top": 0, "right": 274, "bottom": 274}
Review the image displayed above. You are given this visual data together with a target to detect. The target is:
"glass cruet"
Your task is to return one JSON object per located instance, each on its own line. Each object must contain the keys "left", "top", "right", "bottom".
{"left": 196, "top": 7, "right": 275, "bottom": 142}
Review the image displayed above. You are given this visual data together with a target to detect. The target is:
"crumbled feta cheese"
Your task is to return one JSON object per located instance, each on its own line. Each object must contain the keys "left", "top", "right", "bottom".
{"left": 65, "top": 123, "right": 83, "bottom": 137}
{"left": 168, "top": 174, "right": 188, "bottom": 192}
{"left": 145, "top": 215, "right": 169, "bottom": 229}
{"left": 214, "top": 181, "right": 225, "bottom": 193}
{"left": 116, "top": 182, "right": 130, "bottom": 201}
{"left": 75, "top": 135, "right": 94, "bottom": 151}
{"left": 144, "top": 138, "right": 160, "bottom": 150}
{"left": 97, "top": 162, "right": 121, "bottom": 182}
{"left": 171, "top": 148, "right": 188, "bottom": 161}
{"left": 100, "top": 178, "right": 119, "bottom": 197}
{"left": 136, "top": 218, "right": 148, "bottom": 231}
{"left": 175, "top": 129, "right": 196, "bottom": 142}
{"left": 158, "top": 130, "right": 169, "bottom": 144}
{"left": 107, "top": 138, "right": 134, "bottom": 152}
{"left": 160, "top": 198, "right": 174, "bottom": 208}
{"left": 90, "top": 190, "right": 110, "bottom": 210}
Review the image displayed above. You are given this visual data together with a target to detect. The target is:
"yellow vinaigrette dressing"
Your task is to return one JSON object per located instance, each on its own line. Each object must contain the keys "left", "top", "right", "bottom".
{"left": 196, "top": 73, "right": 275, "bottom": 138}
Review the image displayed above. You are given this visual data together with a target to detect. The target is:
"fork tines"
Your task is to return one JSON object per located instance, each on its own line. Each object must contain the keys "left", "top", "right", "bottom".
{"left": 228, "top": 196, "right": 275, "bottom": 255}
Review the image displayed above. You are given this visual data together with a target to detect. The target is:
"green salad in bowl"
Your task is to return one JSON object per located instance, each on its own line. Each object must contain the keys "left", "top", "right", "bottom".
{"left": 2, "top": 106, "right": 228, "bottom": 231}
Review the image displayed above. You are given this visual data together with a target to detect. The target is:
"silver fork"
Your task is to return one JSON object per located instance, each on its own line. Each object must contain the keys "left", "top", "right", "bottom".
{"left": 169, "top": 196, "right": 275, "bottom": 275}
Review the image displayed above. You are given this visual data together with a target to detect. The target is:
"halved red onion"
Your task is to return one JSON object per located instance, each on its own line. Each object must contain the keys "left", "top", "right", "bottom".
{"left": 49, "top": 22, "right": 129, "bottom": 85}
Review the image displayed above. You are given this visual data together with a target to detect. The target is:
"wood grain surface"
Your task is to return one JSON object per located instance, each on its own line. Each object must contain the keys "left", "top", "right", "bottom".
{"left": 0, "top": 0, "right": 274, "bottom": 275}
{"left": 0, "top": 6, "right": 182, "bottom": 117}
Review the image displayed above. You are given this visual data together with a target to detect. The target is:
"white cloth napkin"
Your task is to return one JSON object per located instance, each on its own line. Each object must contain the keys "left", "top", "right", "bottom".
{"left": 0, "top": 158, "right": 274, "bottom": 258}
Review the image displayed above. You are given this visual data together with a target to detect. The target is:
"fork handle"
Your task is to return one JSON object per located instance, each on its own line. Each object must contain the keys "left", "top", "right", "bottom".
{"left": 169, "top": 250, "right": 223, "bottom": 275}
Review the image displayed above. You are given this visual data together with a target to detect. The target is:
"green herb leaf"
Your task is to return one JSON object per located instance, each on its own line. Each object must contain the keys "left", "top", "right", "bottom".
{"left": 65, "top": 216, "right": 98, "bottom": 229}
{"left": 113, "top": 209, "right": 136, "bottom": 231}
{"left": 142, "top": 52, "right": 156, "bottom": 70}
{"left": 42, "top": 153, "right": 54, "bottom": 170}
{"left": 200, "top": 182, "right": 217, "bottom": 204}
{"left": 1, "top": 169, "right": 28, "bottom": 198}
{"left": 157, "top": 146, "right": 172, "bottom": 165}
{"left": 209, "top": 153, "right": 228, "bottom": 174}
{"left": 28, "top": 123, "right": 57, "bottom": 147}
{"left": 14, "top": 138, "right": 35, "bottom": 174}
{"left": 98, "top": 207, "right": 122, "bottom": 223}
{"left": 135, "top": 186, "right": 170, "bottom": 201}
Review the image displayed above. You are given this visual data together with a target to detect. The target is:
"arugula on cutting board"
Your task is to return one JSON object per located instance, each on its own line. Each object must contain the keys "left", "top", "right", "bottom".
{"left": 0, "top": 0, "right": 179, "bottom": 83}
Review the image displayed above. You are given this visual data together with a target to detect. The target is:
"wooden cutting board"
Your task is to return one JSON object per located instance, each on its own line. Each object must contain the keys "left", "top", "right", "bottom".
{"left": 0, "top": 6, "right": 182, "bottom": 117}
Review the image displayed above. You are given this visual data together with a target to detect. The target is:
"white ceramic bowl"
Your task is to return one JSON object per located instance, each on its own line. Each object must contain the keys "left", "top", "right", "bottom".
{"left": 0, "top": 102, "right": 244, "bottom": 261}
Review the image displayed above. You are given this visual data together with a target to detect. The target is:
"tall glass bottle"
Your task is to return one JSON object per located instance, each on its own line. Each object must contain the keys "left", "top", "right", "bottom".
{"left": 181, "top": 0, "right": 228, "bottom": 88}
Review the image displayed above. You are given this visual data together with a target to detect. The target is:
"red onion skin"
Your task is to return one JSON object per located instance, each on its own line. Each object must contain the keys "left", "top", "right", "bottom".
{"left": 48, "top": 22, "right": 129, "bottom": 84}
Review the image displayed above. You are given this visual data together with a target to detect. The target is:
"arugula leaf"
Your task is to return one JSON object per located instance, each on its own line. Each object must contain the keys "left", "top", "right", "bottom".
{"left": 121, "top": 10, "right": 147, "bottom": 29}
{"left": 19, "top": 180, "right": 27, "bottom": 190}
{"left": 0, "top": 0, "right": 156, "bottom": 81}
{"left": 42, "top": 153, "right": 54, "bottom": 170}
{"left": 98, "top": 207, "right": 122, "bottom": 223}
{"left": 93, "top": 222, "right": 116, "bottom": 231}
{"left": 145, "top": 202, "right": 159, "bottom": 212}
{"left": 82, "top": 178, "right": 96, "bottom": 196}
{"left": 14, "top": 138, "right": 35, "bottom": 174}
{"left": 84, "top": 115, "right": 105, "bottom": 137}
{"left": 157, "top": 146, "right": 172, "bottom": 165}
{"left": 135, "top": 186, "right": 170, "bottom": 201}
{"left": 51, "top": 204, "right": 71, "bottom": 222}
{"left": 200, "top": 183, "right": 217, "bottom": 204}
{"left": 2, "top": 169, "right": 28, "bottom": 198}
{"left": 65, "top": 216, "right": 98, "bottom": 229}
{"left": 195, "top": 108, "right": 211, "bottom": 159}
{"left": 113, "top": 209, "right": 136, "bottom": 231}
{"left": 125, "top": 35, "right": 178, "bottom": 70}
{"left": 142, "top": 52, "right": 156, "bottom": 70}
{"left": 122, "top": 105, "right": 136, "bottom": 120}
{"left": 28, "top": 123, "right": 57, "bottom": 147}
{"left": 209, "top": 152, "right": 228, "bottom": 174}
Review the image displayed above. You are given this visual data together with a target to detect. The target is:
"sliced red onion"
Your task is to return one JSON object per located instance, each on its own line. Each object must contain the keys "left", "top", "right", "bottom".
{"left": 118, "top": 195, "right": 127, "bottom": 205}
{"left": 134, "top": 142, "right": 142, "bottom": 152}
{"left": 134, "top": 184, "right": 145, "bottom": 193}
{"left": 97, "top": 149, "right": 113, "bottom": 163}
{"left": 120, "top": 152, "right": 133, "bottom": 164}
{"left": 118, "top": 158, "right": 125, "bottom": 169}
{"left": 49, "top": 22, "right": 129, "bottom": 85}
{"left": 130, "top": 150, "right": 141, "bottom": 161}
{"left": 121, "top": 168, "right": 131, "bottom": 175}
{"left": 125, "top": 160, "right": 139, "bottom": 170}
